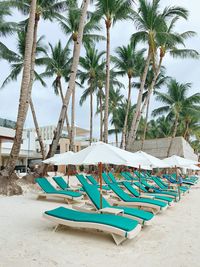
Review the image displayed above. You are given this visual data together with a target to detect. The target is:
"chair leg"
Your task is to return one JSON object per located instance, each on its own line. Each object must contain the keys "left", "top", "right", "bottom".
{"left": 111, "top": 234, "right": 126, "bottom": 246}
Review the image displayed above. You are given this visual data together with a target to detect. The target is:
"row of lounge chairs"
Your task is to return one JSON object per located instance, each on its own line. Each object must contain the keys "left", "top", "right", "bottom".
{"left": 36, "top": 171, "right": 198, "bottom": 245}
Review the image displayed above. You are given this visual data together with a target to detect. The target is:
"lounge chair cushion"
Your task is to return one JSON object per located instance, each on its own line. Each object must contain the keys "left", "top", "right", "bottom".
{"left": 36, "top": 178, "right": 82, "bottom": 197}
{"left": 45, "top": 207, "right": 139, "bottom": 232}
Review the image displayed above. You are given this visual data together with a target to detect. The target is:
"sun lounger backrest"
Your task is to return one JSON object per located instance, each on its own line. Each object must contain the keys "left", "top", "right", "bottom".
{"left": 121, "top": 172, "right": 131, "bottom": 181}
{"left": 108, "top": 172, "right": 118, "bottom": 183}
{"left": 108, "top": 183, "right": 132, "bottom": 202}
{"left": 76, "top": 174, "right": 88, "bottom": 187}
{"left": 134, "top": 182, "right": 148, "bottom": 193}
{"left": 122, "top": 181, "right": 140, "bottom": 197}
{"left": 134, "top": 171, "right": 146, "bottom": 179}
{"left": 154, "top": 177, "right": 168, "bottom": 187}
{"left": 86, "top": 175, "right": 98, "bottom": 186}
{"left": 151, "top": 177, "right": 165, "bottom": 189}
{"left": 36, "top": 178, "right": 57, "bottom": 193}
{"left": 102, "top": 172, "right": 112, "bottom": 184}
{"left": 82, "top": 183, "right": 111, "bottom": 209}
{"left": 53, "top": 177, "right": 69, "bottom": 190}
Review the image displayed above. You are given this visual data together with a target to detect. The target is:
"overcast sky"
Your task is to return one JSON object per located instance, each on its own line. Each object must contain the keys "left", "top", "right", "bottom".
{"left": 0, "top": 0, "right": 199, "bottom": 141}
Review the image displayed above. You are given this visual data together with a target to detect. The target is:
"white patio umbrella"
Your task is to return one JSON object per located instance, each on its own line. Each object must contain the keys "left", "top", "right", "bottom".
{"left": 163, "top": 155, "right": 198, "bottom": 200}
{"left": 43, "top": 151, "right": 75, "bottom": 185}
{"left": 43, "top": 151, "right": 75, "bottom": 165}
{"left": 65, "top": 142, "right": 136, "bottom": 208}
{"left": 131, "top": 151, "right": 170, "bottom": 169}
{"left": 186, "top": 165, "right": 200, "bottom": 171}
{"left": 43, "top": 153, "right": 61, "bottom": 165}
{"left": 163, "top": 155, "right": 198, "bottom": 168}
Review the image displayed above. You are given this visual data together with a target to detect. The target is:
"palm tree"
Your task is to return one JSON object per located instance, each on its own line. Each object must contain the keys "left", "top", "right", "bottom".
{"left": 0, "top": 0, "right": 37, "bottom": 194}
{"left": 137, "top": 66, "right": 170, "bottom": 149}
{"left": 94, "top": 0, "right": 133, "bottom": 143}
{"left": 132, "top": 18, "right": 198, "bottom": 146}
{"left": 41, "top": 40, "right": 72, "bottom": 138}
{"left": 4, "top": 0, "right": 68, "bottom": 97}
{"left": 127, "top": 0, "right": 190, "bottom": 150}
{"left": 96, "top": 68, "right": 105, "bottom": 141}
{"left": 148, "top": 116, "right": 172, "bottom": 139}
{"left": 59, "top": 0, "right": 104, "bottom": 149}
{"left": 41, "top": 0, "right": 90, "bottom": 175}
{"left": 0, "top": 2, "right": 18, "bottom": 36}
{"left": 2, "top": 0, "right": 68, "bottom": 161}
{"left": 152, "top": 79, "right": 200, "bottom": 156}
{"left": 180, "top": 99, "right": 200, "bottom": 141}
{"left": 109, "top": 88, "right": 124, "bottom": 146}
{"left": 112, "top": 43, "right": 145, "bottom": 148}
{"left": 0, "top": 31, "right": 47, "bottom": 159}
{"left": 79, "top": 46, "right": 105, "bottom": 145}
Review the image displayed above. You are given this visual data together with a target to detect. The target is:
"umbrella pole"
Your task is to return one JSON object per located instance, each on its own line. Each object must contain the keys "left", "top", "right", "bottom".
{"left": 139, "top": 165, "right": 141, "bottom": 195}
{"left": 175, "top": 165, "right": 181, "bottom": 201}
{"left": 98, "top": 162, "right": 103, "bottom": 209}
{"left": 67, "top": 165, "right": 70, "bottom": 186}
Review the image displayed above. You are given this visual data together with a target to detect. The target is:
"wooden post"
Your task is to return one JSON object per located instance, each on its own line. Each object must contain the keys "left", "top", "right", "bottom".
{"left": 67, "top": 164, "right": 70, "bottom": 186}
{"left": 139, "top": 165, "right": 141, "bottom": 195}
{"left": 175, "top": 165, "right": 181, "bottom": 200}
{"left": 98, "top": 162, "right": 103, "bottom": 209}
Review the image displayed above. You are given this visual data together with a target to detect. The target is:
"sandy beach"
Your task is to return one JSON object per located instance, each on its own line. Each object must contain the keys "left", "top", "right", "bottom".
{"left": 0, "top": 181, "right": 200, "bottom": 267}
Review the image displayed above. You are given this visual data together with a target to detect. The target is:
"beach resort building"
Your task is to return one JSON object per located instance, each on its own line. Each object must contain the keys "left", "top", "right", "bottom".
{"left": 0, "top": 118, "right": 90, "bottom": 172}
{"left": 128, "top": 136, "right": 198, "bottom": 161}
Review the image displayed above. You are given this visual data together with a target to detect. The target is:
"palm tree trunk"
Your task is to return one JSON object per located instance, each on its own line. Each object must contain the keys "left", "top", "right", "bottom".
{"left": 70, "top": 87, "right": 75, "bottom": 151}
{"left": 58, "top": 79, "right": 71, "bottom": 137}
{"left": 29, "top": 98, "right": 46, "bottom": 159}
{"left": 141, "top": 95, "right": 150, "bottom": 150}
{"left": 115, "top": 125, "right": 118, "bottom": 146}
{"left": 99, "top": 88, "right": 103, "bottom": 141}
{"left": 38, "top": 0, "right": 90, "bottom": 176}
{"left": 127, "top": 56, "right": 162, "bottom": 150}
{"left": 69, "top": 41, "right": 77, "bottom": 151}
{"left": 167, "top": 114, "right": 179, "bottom": 157}
{"left": 126, "top": 49, "right": 152, "bottom": 150}
{"left": 90, "top": 87, "right": 93, "bottom": 145}
{"left": 104, "top": 21, "right": 111, "bottom": 143}
{"left": 1, "top": 1, "right": 37, "bottom": 178}
{"left": 183, "top": 120, "right": 189, "bottom": 140}
{"left": 121, "top": 76, "right": 132, "bottom": 149}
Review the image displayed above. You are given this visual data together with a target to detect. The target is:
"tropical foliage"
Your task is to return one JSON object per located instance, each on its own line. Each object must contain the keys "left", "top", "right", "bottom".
{"left": 0, "top": 0, "right": 199, "bottom": 195}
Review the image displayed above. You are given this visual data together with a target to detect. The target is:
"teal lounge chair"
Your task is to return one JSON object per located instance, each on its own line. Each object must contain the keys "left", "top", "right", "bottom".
{"left": 102, "top": 173, "right": 168, "bottom": 213}
{"left": 121, "top": 172, "right": 137, "bottom": 181}
{"left": 53, "top": 176, "right": 69, "bottom": 190}
{"left": 86, "top": 175, "right": 111, "bottom": 191}
{"left": 122, "top": 181, "right": 174, "bottom": 205}
{"left": 76, "top": 174, "right": 154, "bottom": 225}
{"left": 111, "top": 174, "right": 174, "bottom": 204}
{"left": 139, "top": 180, "right": 178, "bottom": 200}
{"left": 36, "top": 177, "right": 83, "bottom": 203}
{"left": 151, "top": 177, "right": 189, "bottom": 194}
{"left": 43, "top": 207, "right": 141, "bottom": 245}
{"left": 108, "top": 172, "right": 124, "bottom": 184}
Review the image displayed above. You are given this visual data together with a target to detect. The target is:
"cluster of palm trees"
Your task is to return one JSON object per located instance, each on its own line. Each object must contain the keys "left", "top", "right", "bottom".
{"left": 0, "top": 0, "right": 200, "bottom": 194}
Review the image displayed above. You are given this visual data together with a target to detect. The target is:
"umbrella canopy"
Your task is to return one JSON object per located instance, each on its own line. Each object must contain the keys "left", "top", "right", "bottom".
{"left": 64, "top": 142, "right": 130, "bottom": 166}
{"left": 186, "top": 165, "right": 200, "bottom": 171}
{"left": 163, "top": 155, "right": 199, "bottom": 168}
{"left": 43, "top": 151, "right": 75, "bottom": 165}
{"left": 131, "top": 151, "right": 170, "bottom": 168}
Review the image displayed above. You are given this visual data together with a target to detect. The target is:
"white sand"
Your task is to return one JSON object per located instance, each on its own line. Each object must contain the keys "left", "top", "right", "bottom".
{"left": 0, "top": 183, "right": 200, "bottom": 267}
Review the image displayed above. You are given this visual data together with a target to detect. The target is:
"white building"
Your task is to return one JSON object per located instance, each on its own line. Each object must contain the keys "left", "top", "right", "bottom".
{"left": 0, "top": 118, "right": 90, "bottom": 171}
{"left": 0, "top": 122, "right": 38, "bottom": 171}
